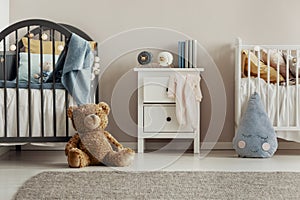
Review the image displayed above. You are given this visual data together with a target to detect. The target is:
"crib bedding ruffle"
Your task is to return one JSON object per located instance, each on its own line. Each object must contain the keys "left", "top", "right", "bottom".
{"left": 0, "top": 87, "right": 76, "bottom": 139}
{"left": 238, "top": 77, "right": 300, "bottom": 142}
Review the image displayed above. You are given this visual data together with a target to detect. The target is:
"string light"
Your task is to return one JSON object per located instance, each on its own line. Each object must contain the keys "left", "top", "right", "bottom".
{"left": 9, "top": 44, "right": 16, "bottom": 51}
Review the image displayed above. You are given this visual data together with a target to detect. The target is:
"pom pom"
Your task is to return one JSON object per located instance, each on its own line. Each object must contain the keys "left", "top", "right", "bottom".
{"left": 238, "top": 140, "right": 246, "bottom": 149}
{"left": 262, "top": 142, "right": 271, "bottom": 151}
{"left": 58, "top": 45, "right": 64, "bottom": 52}
{"left": 9, "top": 44, "right": 16, "bottom": 51}
{"left": 94, "top": 69, "right": 100, "bottom": 75}
{"left": 94, "top": 63, "right": 100, "bottom": 69}
{"left": 94, "top": 56, "right": 100, "bottom": 63}
{"left": 41, "top": 33, "right": 48, "bottom": 40}
{"left": 28, "top": 33, "right": 34, "bottom": 38}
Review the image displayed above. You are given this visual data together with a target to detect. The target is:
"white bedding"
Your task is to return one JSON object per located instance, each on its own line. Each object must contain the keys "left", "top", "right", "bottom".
{"left": 238, "top": 78, "right": 300, "bottom": 142}
{"left": 0, "top": 88, "right": 76, "bottom": 139}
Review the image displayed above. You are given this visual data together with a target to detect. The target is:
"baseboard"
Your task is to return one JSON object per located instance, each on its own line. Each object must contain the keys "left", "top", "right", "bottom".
{"left": 122, "top": 141, "right": 300, "bottom": 151}
{"left": 5, "top": 141, "right": 300, "bottom": 151}
{"left": 9, "top": 143, "right": 66, "bottom": 151}
{"left": 122, "top": 142, "right": 233, "bottom": 151}
{"left": 0, "top": 147, "right": 9, "bottom": 156}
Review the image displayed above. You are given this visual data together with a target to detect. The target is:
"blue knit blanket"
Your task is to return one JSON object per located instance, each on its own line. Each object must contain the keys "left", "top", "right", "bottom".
{"left": 49, "top": 33, "right": 94, "bottom": 105}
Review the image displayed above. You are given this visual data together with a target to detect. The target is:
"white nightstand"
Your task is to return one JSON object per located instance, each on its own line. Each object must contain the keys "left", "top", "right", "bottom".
{"left": 134, "top": 67, "right": 204, "bottom": 153}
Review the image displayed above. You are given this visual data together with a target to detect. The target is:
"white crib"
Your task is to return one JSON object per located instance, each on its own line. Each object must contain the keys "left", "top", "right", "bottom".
{"left": 235, "top": 38, "right": 300, "bottom": 142}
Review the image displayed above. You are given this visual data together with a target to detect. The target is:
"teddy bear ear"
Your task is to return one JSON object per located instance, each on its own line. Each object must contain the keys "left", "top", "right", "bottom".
{"left": 98, "top": 102, "right": 110, "bottom": 115}
{"left": 67, "top": 106, "right": 75, "bottom": 118}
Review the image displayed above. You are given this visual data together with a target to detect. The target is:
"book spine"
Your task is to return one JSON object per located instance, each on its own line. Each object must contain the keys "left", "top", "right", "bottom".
{"left": 178, "top": 41, "right": 181, "bottom": 68}
{"left": 185, "top": 40, "right": 189, "bottom": 68}
{"left": 181, "top": 41, "right": 184, "bottom": 68}
{"left": 192, "top": 40, "right": 197, "bottom": 68}
{"left": 189, "top": 40, "right": 193, "bottom": 68}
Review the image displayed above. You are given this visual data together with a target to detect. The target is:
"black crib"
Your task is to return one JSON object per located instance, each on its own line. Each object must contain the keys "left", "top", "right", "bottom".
{"left": 0, "top": 19, "right": 98, "bottom": 145}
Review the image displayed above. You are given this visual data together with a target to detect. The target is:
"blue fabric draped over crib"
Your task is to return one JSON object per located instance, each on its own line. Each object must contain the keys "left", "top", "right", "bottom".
{"left": 48, "top": 33, "right": 94, "bottom": 105}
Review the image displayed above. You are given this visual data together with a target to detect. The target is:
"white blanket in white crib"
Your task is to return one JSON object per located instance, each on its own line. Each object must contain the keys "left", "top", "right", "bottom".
{"left": 238, "top": 78, "right": 300, "bottom": 142}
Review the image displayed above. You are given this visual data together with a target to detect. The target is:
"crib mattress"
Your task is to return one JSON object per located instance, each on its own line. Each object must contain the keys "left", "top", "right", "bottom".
{"left": 0, "top": 87, "right": 76, "bottom": 140}
{"left": 238, "top": 78, "right": 300, "bottom": 142}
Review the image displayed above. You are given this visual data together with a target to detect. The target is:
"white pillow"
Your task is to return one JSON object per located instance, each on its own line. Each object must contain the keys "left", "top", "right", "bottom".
{"left": 18, "top": 52, "right": 58, "bottom": 83}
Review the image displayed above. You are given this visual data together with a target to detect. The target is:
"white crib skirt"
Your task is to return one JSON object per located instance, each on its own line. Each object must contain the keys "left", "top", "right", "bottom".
{"left": 0, "top": 88, "right": 76, "bottom": 139}
{"left": 239, "top": 78, "right": 300, "bottom": 143}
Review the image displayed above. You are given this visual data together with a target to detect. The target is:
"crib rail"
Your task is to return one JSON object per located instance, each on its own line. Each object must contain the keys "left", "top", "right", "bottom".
{"left": 0, "top": 19, "right": 97, "bottom": 144}
{"left": 235, "top": 38, "right": 300, "bottom": 136}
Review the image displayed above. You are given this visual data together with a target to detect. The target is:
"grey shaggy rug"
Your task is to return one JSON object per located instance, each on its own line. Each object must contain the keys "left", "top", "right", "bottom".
{"left": 14, "top": 171, "right": 300, "bottom": 200}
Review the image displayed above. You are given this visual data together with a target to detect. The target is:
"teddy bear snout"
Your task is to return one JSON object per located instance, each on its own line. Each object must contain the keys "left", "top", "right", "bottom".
{"left": 84, "top": 114, "right": 101, "bottom": 130}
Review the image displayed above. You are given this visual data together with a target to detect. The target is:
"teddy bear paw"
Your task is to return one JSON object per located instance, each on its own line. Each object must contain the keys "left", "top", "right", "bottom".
{"left": 68, "top": 148, "right": 90, "bottom": 168}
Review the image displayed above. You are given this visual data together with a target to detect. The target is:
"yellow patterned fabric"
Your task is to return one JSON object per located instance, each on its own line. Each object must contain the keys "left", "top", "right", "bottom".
{"left": 22, "top": 38, "right": 97, "bottom": 55}
{"left": 22, "top": 38, "right": 65, "bottom": 55}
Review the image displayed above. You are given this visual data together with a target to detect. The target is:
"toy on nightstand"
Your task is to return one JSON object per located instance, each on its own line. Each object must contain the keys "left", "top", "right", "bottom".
{"left": 137, "top": 51, "right": 153, "bottom": 65}
{"left": 158, "top": 51, "right": 173, "bottom": 67}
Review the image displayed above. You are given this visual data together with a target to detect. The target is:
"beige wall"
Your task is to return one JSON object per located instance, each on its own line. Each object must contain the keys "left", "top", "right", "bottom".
{"left": 9, "top": 0, "right": 300, "bottom": 144}
{"left": 0, "top": 0, "right": 9, "bottom": 50}
{"left": 0, "top": 0, "right": 9, "bottom": 29}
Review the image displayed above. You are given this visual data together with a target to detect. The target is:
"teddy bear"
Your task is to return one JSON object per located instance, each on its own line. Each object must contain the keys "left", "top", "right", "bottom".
{"left": 33, "top": 61, "right": 53, "bottom": 83}
{"left": 65, "top": 102, "right": 135, "bottom": 168}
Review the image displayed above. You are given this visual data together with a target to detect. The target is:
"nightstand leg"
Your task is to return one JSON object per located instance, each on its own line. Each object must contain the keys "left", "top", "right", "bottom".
{"left": 138, "top": 138, "right": 144, "bottom": 153}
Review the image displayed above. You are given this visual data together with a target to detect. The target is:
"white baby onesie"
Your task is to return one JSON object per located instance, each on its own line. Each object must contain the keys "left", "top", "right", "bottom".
{"left": 167, "top": 74, "right": 202, "bottom": 128}
{"left": 167, "top": 74, "right": 187, "bottom": 125}
{"left": 184, "top": 74, "right": 202, "bottom": 128}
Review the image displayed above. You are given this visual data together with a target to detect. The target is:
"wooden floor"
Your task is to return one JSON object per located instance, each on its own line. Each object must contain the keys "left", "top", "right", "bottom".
{"left": 1, "top": 149, "right": 300, "bottom": 200}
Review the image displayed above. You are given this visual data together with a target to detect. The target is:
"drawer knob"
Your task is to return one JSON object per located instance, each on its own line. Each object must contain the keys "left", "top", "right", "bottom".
{"left": 166, "top": 88, "right": 168, "bottom": 92}
{"left": 166, "top": 117, "right": 171, "bottom": 122}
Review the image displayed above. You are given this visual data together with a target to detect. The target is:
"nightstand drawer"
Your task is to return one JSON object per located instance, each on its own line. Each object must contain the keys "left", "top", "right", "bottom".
{"left": 144, "top": 105, "right": 193, "bottom": 132}
{"left": 143, "top": 77, "right": 175, "bottom": 103}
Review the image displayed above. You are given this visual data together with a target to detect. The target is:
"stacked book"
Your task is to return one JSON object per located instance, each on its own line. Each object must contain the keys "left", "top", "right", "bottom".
{"left": 178, "top": 40, "right": 197, "bottom": 68}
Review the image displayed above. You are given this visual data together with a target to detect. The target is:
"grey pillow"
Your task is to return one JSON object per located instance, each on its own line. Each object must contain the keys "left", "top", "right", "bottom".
{"left": 233, "top": 92, "right": 278, "bottom": 158}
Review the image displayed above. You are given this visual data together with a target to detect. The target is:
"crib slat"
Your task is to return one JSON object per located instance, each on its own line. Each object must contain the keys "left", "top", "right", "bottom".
{"left": 276, "top": 49, "right": 280, "bottom": 127}
{"left": 64, "top": 36, "right": 69, "bottom": 137}
{"left": 3, "top": 38, "right": 7, "bottom": 138}
{"left": 95, "top": 45, "right": 99, "bottom": 103}
{"left": 39, "top": 26, "right": 45, "bottom": 137}
{"left": 27, "top": 26, "right": 32, "bottom": 138}
{"left": 266, "top": 49, "right": 271, "bottom": 115}
{"left": 257, "top": 47, "right": 261, "bottom": 94}
{"left": 296, "top": 50, "right": 299, "bottom": 127}
{"left": 51, "top": 29, "right": 57, "bottom": 137}
{"left": 15, "top": 30, "right": 20, "bottom": 138}
{"left": 65, "top": 91, "right": 69, "bottom": 137}
{"left": 247, "top": 49, "right": 251, "bottom": 97}
{"left": 235, "top": 39, "right": 242, "bottom": 132}
{"left": 286, "top": 50, "right": 290, "bottom": 127}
